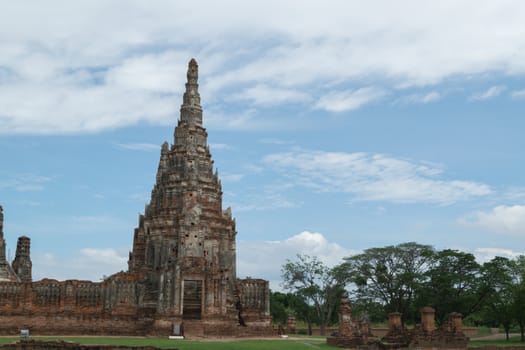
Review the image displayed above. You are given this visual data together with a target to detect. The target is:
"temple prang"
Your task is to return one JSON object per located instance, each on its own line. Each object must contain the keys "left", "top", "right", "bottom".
{"left": 0, "top": 59, "right": 271, "bottom": 337}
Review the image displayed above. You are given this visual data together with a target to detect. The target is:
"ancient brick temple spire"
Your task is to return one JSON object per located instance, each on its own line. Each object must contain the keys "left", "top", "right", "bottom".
{"left": 179, "top": 58, "right": 202, "bottom": 127}
{"left": 128, "top": 58, "right": 238, "bottom": 318}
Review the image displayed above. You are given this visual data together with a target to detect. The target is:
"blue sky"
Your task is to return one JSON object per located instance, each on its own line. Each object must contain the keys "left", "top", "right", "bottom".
{"left": 1, "top": 1, "right": 525, "bottom": 289}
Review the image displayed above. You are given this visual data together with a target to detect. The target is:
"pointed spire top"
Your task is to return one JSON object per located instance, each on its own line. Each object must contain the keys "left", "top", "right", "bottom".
{"left": 0, "top": 205, "right": 3, "bottom": 237}
{"left": 187, "top": 58, "right": 198, "bottom": 84}
{"left": 180, "top": 58, "right": 203, "bottom": 126}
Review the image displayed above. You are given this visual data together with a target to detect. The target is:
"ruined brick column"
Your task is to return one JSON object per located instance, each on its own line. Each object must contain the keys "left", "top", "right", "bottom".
{"left": 0, "top": 205, "right": 8, "bottom": 280}
{"left": 449, "top": 312, "right": 463, "bottom": 332}
{"left": 420, "top": 306, "right": 436, "bottom": 333}
{"left": 339, "top": 296, "right": 353, "bottom": 336}
{"left": 12, "top": 236, "right": 32, "bottom": 282}
{"left": 0, "top": 206, "right": 18, "bottom": 282}
{"left": 286, "top": 316, "right": 296, "bottom": 334}
{"left": 388, "top": 312, "right": 402, "bottom": 330}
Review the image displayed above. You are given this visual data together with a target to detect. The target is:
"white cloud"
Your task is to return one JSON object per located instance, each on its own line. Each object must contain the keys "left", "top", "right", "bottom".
{"left": 469, "top": 85, "right": 506, "bottom": 101}
{"left": 0, "top": 173, "right": 51, "bottom": 192}
{"left": 511, "top": 89, "right": 525, "bottom": 99}
{"left": 237, "top": 84, "right": 310, "bottom": 106}
{"left": 315, "top": 87, "right": 386, "bottom": 112}
{"left": 473, "top": 247, "right": 524, "bottom": 263}
{"left": 395, "top": 91, "right": 441, "bottom": 104}
{"left": 263, "top": 150, "right": 491, "bottom": 204}
{"left": 459, "top": 205, "right": 525, "bottom": 236}
{"left": 116, "top": 142, "right": 160, "bottom": 151}
{"left": 237, "top": 231, "right": 356, "bottom": 291}
{"left": 32, "top": 248, "right": 129, "bottom": 281}
{"left": 105, "top": 52, "right": 186, "bottom": 93}
{"left": 258, "top": 138, "right": 295, "bottom": 145}
{"left": 225, "top": 182, "right": 301, "bottom": 212}
{"left": 220, "top": 173, "right": 244, "bottom": 183}
{"left": 205, "top": 108, "right": 274, "bottom": 131}
{"left": 1, "top": 2, "right": 525, "bottom": 134}
{"left": 209, "top": 143, "right": 233, "bottom": 150}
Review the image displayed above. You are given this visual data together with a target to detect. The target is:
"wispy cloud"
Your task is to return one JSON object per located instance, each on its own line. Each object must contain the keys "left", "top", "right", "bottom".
{"left": 511, "top": 89, "right": 525, "bottom": 99}
{"left": 469, "top": 85, "right": 506, "bottom": 101}
{"left": 315, "top": 87, "right": 386, "bottom": 112}
{"left": 237, "top": 231, "right": 356, "bottom": 290}
{"left": 220, "top": 173, "right": 244, "bottom": 183}
{"left": 205, "top": 108, "right": 275, "bottom": 131}
{"left": 258, "top": 138, "right": 295, "bottom": 145}
{"left": 459, "top": 205, "right": 525, "bottom": 236}
{"left": 473, "top": 247, "right": 524, "bottom": 263}
{"left": 263, "top": 150, "right": 491, "bottom": 204}
{"left": 0, "top": 173, "right": 51, "bottom": 192}
{"left": 226, "top": 183, "right": 301, "bottom": 212}
{"left": 116, "top": 142, "right": 160, "bottom": 151}
{"left": 395, "top": 91, "right": 441, "bottom": 105}
{"left": 33, "top": 248, "right": 129, "bottom": 281}
{"left": 209, "top": 143, "right": 234, "bottom": 151}
{"left": 2, "top": 3, "right": 525, "bottom": 134}
{"left": 237, "top": 84, "right": 310, "bottom": 106}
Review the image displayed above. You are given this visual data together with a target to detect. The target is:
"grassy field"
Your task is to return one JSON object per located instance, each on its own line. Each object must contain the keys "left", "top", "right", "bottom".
{"left": 0, "top": 335, "right": 524, "bottom": 349}
{"left": 469, "top": 335, "right": 524, "bottom": 347}
{"left": 0, "top": 336, "right": 332, "bottom": 350}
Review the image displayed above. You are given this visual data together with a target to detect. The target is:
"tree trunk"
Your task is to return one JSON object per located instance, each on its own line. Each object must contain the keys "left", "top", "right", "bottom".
{"left": 504, "top": 325, "right": 510, "bottom": 341}
{"left": 320, "top": 323, "right": 326, "bottom": 336}
{"left": 520, "top": 321, "right": 524, "bottom": 342}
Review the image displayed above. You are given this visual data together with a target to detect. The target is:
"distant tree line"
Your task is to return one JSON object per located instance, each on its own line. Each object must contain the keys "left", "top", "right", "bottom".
{"left": 274, "top": 242, "right": 525, "bottom": 340}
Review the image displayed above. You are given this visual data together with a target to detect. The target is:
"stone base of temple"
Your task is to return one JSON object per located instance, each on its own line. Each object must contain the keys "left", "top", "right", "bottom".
{"left": 0, "top": 340, "right": 172, "bottom": 350}
{"left": 0, "top": 313, "right": 273, "bottom": 338}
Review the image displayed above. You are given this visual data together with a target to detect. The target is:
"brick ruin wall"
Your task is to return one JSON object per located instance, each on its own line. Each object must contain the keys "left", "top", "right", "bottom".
{"left": 0, "top": 60, "right": 273, "bottom": 337}
{"left": 0, "top": 276, "right": 271, "bottom": 336}
{"left": 0, "top": 276, "right": 154, "bottom": 335}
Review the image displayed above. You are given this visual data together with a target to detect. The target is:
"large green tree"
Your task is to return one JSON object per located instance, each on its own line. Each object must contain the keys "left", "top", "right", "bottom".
{"left": 270, "top": 291, "right": 313, "bottom": 329}
{"left": 512, "top": 256, "right": 525, "bottom": 342}
{"left": 343, "top": 242, "right": 434, "bottom": 324}
{"left": 281, "top": 254, "right": 346, "bottom": 335}
{"left": 480, "top": 256, "right": 518, "bottom": 340}
{"left": 417, "top": 249, "right": 484, "bottom": 323}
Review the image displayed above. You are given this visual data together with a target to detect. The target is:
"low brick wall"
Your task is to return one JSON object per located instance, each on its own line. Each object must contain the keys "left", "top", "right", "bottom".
{"left": 0, "top": 314, "right": 154, "bottom": 336}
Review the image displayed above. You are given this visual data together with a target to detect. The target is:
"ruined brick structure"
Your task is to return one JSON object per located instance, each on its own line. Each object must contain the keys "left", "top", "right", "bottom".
{"left": 327, "top": 295, "right": 373, "bottom": 348}
{"left": 327, "top": 302, "right": 468, "bottom": 350}
{"left": 0, "top": 59, "right": 271, "bottom": 337}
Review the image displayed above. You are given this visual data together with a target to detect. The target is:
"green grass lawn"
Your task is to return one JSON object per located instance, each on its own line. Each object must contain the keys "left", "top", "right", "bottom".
{"left": 0, "top": 335, "right": 524, "bottom": 349}
{"left": 0, "top": 336, "right": 333, "bottom": 350}
{"left": 469, "top": 335, "right": 525, "bottom": 347}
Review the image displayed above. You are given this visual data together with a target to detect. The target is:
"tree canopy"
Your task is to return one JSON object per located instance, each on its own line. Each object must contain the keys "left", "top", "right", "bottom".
{"left": 281, "top": 254, "right": 346, "bottom": 335}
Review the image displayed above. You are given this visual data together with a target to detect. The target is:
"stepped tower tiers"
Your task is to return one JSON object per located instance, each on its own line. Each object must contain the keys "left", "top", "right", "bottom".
{"left": 128, "top": 58, "right": 240, "bottom": 322}
{"left": 0, "top": 60, "right": 270, "bottom": 337}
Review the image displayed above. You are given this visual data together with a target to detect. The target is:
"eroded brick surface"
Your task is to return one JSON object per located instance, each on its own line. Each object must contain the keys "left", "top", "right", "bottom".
{"left": 0, "top": 59, "right": 271, "bottom": 337}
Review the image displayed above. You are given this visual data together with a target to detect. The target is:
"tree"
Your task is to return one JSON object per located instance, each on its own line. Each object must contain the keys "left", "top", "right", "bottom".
{"left": 417, "top": 249, "right": 483, "bottom": 323}
{"left": 281, "top": 254, "right": 346, "bottom": 335}
{"left": 270, "top": 291, "right": 312, "bottom": 328}
{"left": 343, "top": 242, "right": 434, "bottom": 325}
{"left": 480, "top": 256, "right": 518, "bottom": 340}
{"left": 270, "top": 291, "right": 290, "bottom": 326}
{"left": 511, "top": 256, "right": 525, "bottom": 342}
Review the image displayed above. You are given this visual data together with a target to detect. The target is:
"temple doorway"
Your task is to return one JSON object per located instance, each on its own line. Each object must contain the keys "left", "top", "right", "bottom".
{"left": 183, "top": 279, "right": 202, "bottom": 319}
